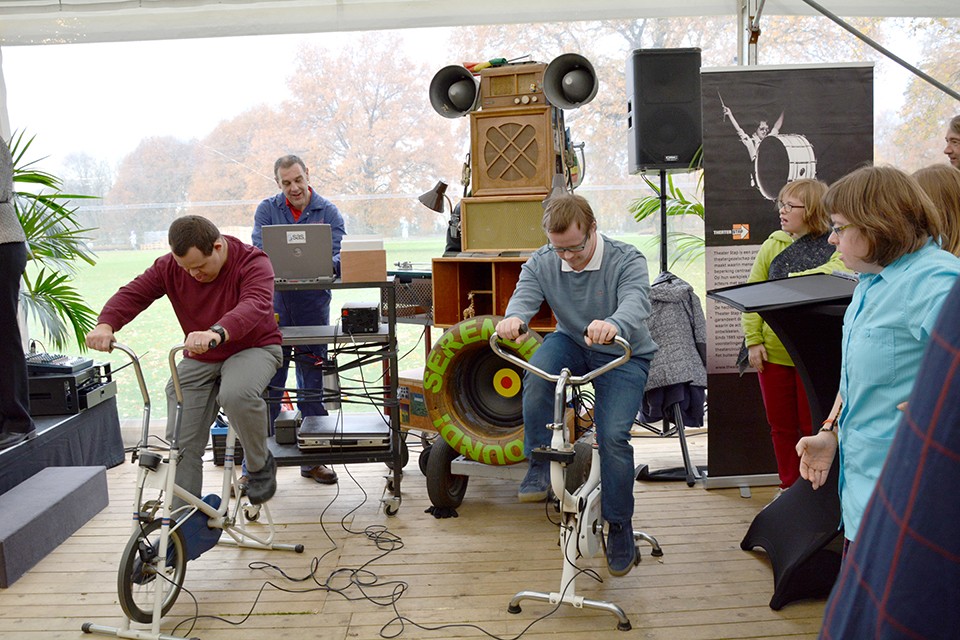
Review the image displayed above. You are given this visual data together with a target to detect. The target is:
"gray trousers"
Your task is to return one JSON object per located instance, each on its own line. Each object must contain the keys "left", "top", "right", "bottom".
{"left": 165, "top": 345, "right": 282, "bottom": 498}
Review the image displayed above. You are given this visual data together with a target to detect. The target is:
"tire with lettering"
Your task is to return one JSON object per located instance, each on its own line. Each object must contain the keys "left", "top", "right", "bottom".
{"left": 423, "top": 315, "right": 542, "bottom": 466}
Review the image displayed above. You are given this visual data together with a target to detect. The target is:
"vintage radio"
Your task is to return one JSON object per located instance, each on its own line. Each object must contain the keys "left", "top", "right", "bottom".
{"left": 479, "top": 62, "right": 547, "bottom": 111}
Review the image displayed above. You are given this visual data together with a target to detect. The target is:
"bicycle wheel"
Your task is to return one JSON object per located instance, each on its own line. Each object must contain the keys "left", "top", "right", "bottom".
{"left": 117, "top": 518, "right": 188, "bottom": 624}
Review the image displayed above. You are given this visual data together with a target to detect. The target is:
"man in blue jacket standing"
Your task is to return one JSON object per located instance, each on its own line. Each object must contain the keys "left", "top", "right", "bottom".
{"left": 252, "top": 155, "right": 346, "bottom": 485}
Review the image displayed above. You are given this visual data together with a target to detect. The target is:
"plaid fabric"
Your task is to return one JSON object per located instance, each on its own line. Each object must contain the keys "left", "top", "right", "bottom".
{"left": 820, "top": 278, "right": 960, "bottom": 639}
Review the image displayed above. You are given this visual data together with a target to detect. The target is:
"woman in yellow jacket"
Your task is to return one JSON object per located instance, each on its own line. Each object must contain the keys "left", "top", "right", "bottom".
{"left": 741, "top": 179, "right": 849, "bottom": 490}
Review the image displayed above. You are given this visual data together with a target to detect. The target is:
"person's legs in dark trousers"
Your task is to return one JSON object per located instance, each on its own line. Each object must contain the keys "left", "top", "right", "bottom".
{"left": 519, "top": 332, "right": 586, "bottom": 502}
{"left": 590, "top": 351, "right": 648, "bottom": 576}
{"left": 0, "top": 241, "right": 35, "bottom": 449}
{"left": 293, "top": 343, "right": 338, "bottom": 484}
{"left": 757, "top": 362, "right": 812, "bottom": 489}
{"left": 280, "top": 286, "right": 337, "bottom": 485}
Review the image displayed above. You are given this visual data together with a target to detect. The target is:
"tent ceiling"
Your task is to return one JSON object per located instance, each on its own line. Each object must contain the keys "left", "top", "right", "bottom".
{"left": 0, "top": 0, "right": 957, "bottom": 46}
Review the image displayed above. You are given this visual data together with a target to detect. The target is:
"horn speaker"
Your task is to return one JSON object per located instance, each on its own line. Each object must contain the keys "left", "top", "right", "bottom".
{"left": 626, "top": 48, "right": 702, "bottom": 172}
{"left": 543, "top": 53, "right": 599, "bottom": 109}
{"left": 429, "top": 65, "right": 480, "bottom": 118}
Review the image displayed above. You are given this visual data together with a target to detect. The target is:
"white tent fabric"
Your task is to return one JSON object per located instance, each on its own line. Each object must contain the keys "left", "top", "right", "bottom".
{"left": 0, "top": 0, "right": 957, "bottom": 46}
{"left": 0, "top": 0, "right": 956, "bottom": 138}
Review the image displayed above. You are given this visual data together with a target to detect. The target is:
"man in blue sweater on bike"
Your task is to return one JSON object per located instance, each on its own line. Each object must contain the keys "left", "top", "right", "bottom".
{"left": 496, "top": 193, "right": 657, "bottom": 577}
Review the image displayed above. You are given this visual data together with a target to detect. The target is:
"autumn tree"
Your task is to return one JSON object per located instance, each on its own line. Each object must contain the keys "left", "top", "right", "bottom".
{"left": 59, "top": 151, "right": 115, "bottom": 237}
{"left": 272, "top": 32, "right": 465, "bottom": 235}
{"left": 187, "top": 104, "right": 281, "bottom": 229}
{"left": 891, "top": 18, "right": 960, "bottom": 170}
{"left": 103, "top": 135, "right": 198, "bottom": 247}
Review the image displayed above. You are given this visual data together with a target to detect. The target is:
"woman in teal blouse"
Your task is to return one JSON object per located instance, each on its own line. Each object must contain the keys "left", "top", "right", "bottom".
{"left": 797, "top": 165, "right": 960, "bottom": 543}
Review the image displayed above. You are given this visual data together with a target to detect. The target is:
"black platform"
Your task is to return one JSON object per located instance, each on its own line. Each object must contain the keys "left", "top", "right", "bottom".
{"left": 0, "top": 396, "right": 124, "bottom": 496}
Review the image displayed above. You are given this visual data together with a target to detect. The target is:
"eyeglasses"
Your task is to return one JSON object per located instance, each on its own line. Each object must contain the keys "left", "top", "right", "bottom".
{"left": 547, "top": 232, "right": 590, "bottom": 254}
{"left": 830, "top": 223, "right": 854, "bottom": 237}
{"left": 776, "top": 200, "right": 805, "bottom": 213}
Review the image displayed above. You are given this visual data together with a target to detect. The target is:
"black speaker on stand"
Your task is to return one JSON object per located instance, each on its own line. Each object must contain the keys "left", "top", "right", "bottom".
{"left": 626, "top": 48, "right": 702, "bottom": 273}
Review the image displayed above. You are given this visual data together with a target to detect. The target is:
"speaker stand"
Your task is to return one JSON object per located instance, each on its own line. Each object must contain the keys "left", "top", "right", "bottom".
{"left": 658, "top": 169, "right": 669, "bottom": 273}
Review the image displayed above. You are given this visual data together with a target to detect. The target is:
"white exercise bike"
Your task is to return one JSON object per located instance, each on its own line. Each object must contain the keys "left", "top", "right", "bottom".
{"left": 82, "top": 343, "right": 304, "bottom": 640}
{"left": 489, "top": 328, "right": 662, "bottom": 631}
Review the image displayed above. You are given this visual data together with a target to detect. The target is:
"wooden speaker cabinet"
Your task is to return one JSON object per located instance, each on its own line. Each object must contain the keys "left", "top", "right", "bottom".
{"left": 460, "top": 196, "right": 547, "bottom": 252}
{"left": 470, "top": 106, "right": 561, "bottom": 197}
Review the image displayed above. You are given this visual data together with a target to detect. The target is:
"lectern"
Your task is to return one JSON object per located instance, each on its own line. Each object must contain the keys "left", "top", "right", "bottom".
{"left": 708, "top": 272, "right": 857, "bottom": 609}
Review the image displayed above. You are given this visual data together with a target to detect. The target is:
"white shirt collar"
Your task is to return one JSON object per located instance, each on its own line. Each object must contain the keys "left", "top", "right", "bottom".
{"left": 561, "top": 232, "right": 604, "bottom": 272}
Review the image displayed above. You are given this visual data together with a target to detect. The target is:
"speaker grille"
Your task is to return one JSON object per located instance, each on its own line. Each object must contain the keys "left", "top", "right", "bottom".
{"left": 484, "top": 122, "right": 540, "bottom": 182}
{"left": 461, "top": 197, "right": 547, "bottom": 252}
{"left": 638, "top": 106, "right": 701, "bottom": 165}
{"left": 471, "top": 107, "right": 556, "bottom": 196}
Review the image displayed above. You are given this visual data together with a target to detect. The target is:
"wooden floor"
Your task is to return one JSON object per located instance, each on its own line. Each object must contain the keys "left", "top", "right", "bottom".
{"left": 0, "top": 427, "right": 826, "bottom": 639}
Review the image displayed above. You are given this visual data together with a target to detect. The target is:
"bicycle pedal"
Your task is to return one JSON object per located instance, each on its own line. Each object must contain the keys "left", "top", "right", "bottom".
{"left": 531, "top": 448, "right": 576, "bottom": 465}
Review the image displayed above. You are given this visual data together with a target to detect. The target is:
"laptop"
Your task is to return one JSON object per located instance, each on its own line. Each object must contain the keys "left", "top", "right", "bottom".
{"left": 261, "top": 224, "right": 335, "bottom": 284}
{"left": 297, "top": 412, "right": 391, "bottom": 451}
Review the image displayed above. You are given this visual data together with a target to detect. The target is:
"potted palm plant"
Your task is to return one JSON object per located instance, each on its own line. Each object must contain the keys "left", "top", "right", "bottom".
{"left": 9, "top": 131, "right": 98, "bottom": 352}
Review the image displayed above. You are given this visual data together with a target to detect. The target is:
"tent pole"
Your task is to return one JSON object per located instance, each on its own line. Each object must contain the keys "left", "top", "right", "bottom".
{"left": 800, "top": 0, "right": 959, "bottom": 101}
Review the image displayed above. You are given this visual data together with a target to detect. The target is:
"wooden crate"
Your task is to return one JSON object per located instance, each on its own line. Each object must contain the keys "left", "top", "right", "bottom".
{"left": 431, "top": 255, "right": 554, "bottom": 330}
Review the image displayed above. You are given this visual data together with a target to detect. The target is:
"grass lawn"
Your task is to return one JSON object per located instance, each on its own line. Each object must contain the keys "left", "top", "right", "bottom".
{"left": 42, "top": 233, "right": 704, "bottom": 421}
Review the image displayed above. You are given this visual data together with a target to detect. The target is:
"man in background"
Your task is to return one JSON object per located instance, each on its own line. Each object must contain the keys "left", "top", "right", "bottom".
{"left": 944, "top": 115, "right": 960, "bottom": 169}
{"left": 252, "top": 155, "right": 347, "bottom": 486}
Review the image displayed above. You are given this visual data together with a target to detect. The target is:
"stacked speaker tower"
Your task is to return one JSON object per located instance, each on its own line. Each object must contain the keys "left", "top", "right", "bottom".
{"left": 429, "top": 55, "right": 597, "bottom": 252}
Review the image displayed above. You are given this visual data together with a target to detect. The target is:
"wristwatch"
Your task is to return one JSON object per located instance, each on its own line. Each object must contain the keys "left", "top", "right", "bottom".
{"left": 209, "top": 324, "right": 226, "bottom": 345}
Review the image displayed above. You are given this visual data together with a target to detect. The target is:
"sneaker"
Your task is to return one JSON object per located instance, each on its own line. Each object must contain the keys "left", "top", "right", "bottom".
{"left": 245, "top": 453, "right": 277, "bottom": 505}
{"left": 606, "top": 521, "right": 637, "bottom": 577}
{"left": 518, "top": 459, "right": 551, "bottom": 503}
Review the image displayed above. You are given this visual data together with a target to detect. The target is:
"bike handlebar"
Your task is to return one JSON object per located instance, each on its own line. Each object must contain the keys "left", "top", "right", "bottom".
{"left": 488, "top": 326, "right": 632, "bottom": 387}
{"left": 109, "top": 342, "right": 211, "bottom": 407}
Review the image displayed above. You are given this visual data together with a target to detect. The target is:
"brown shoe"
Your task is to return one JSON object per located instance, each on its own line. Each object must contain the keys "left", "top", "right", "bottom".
{"left": 301, "top": 465, "right": 338, "bottom": 485}
{"left": 231, "top": 474, "right": 249, "bottom": 498}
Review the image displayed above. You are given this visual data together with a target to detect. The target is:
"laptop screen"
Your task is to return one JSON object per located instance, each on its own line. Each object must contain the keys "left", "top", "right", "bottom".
{"left": 261, "top": 224, "right": 334, "bottom": 283}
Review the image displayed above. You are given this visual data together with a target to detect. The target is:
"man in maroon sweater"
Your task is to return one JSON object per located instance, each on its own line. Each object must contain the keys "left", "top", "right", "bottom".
{"left": 86, "top": 216, "right": 283, "bottom": 504}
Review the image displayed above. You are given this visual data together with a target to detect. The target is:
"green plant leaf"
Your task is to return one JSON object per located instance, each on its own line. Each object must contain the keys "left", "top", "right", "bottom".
{"left": 8, "top": 130, "right": 100, "bottom": 352}
{"left": 629, "top": 168, "right": 705, "bottom": 268}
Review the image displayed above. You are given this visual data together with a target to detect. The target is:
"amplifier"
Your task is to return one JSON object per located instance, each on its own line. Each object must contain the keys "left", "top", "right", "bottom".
{"left": 28, "top": 363, "right": 117, "bottom": 416}
{"left": 27, "top": 363, "right": 117, "bottom": 416}
{"left": 341, "top": 301, "right": 380, "bottom": 334}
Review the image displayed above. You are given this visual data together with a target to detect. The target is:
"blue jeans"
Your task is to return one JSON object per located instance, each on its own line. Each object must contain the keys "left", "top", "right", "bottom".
{"left": 522, "top": 332, "right": 649, "bottom": 524}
